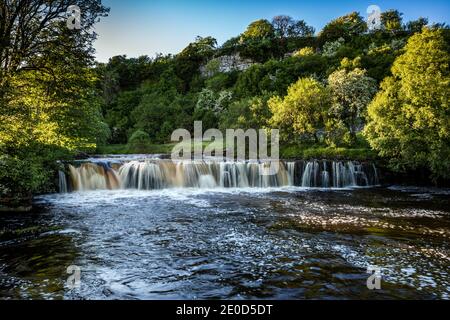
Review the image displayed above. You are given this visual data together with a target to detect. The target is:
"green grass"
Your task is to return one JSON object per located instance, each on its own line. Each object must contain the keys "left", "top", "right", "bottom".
{"left": 96, "top": 140, "right": 226, "bottom": 155}
{"left": 96, "top": 143, "right": 175, "bottom": 155}
{"left": 97, "top": 136, "right": 378, "bottom": 161}
{"left": 280, "top": 144, "right": 378, "bottom": 160}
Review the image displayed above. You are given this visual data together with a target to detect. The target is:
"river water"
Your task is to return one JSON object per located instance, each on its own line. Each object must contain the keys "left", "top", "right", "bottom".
{"left": 0, "top": 184, "right": 449, "bottom": 300}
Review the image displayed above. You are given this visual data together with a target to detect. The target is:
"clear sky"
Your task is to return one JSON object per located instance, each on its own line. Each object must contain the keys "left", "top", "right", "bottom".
{"left": 93, "top": 0, "right": 450, "bottom": 62}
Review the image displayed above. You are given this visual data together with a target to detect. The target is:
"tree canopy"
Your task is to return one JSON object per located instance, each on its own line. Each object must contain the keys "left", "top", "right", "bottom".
{"left": 364, "top": 28, "right": 450, "bottom": 180}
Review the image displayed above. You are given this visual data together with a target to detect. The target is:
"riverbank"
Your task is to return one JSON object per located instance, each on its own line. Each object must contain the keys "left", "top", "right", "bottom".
{"left": 96, "top": 143, "right": 378, "bottom": 161}
{"left": 0, "top": 195, "right": 33, "bottom": 213}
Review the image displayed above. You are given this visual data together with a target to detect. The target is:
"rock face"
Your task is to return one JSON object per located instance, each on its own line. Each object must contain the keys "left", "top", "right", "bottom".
{"left": 200, "top": 53, "right": 254, "bottom": 77}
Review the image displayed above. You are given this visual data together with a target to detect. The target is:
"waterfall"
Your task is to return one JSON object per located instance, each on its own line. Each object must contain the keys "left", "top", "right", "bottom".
{"left": 60, "top": 159, "right": 379, "bottom": 192}
{"left": 287, "top": 162, "right": 296, "bottom": 186}
{"left": 301, "top": 161, "right": 320, "bottom": 187}
{"left": 58, "top": 170, "right": 68, "bottom": 193}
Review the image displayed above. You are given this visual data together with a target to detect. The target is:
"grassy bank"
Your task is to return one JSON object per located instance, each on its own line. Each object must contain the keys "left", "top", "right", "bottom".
{"left": 96, "top": 142, "right": 378, "bottom": 161}
{"left": 96, "top": 143, "right": 175, "bottom": 155}
{"left": 280, "top": 144, "right": 378, "bottom": 161}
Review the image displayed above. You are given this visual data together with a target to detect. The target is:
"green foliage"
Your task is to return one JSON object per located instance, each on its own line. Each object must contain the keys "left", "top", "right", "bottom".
{"left": 220, "top": 92, "right": 273, "bottom": 130}
{"left": 3, "top": 4, "right": 449, "bottom": 200}
{"left": 127, "top": 130, "right": 151, "bottom": 153}
{"left": 280, "top": 143, "right": 377, "bottom": 160}
{"left": 128, "top": 130, "right": 151, "bottom": 144}
{"left": 0, "top": 1, "right": 109, "bottom": 199}
{"left": 322, "top": 37, "right": 346, "bottom": 57}
{"left": 205, "top": 72, "right": 238, "bottom": 91}
{"left": 105, "top": 90, "right": 142, "bottom": 143}
{"left": 234, "top": 54, "right": 329, "bottom": 97}
{"left": 194, "top": 89, "right": 232, "bottom": 129}
{"left": 328, "top": 68, "right": 377, "bottom": 145}
{"left": 0, "top": 155, "right": 45, "bottom": 198}
{"left": 360, "top": 43, "right": 399, "bottom": 82}
{"left": 318, "top": 12, "right": 367, "bottom": 45}
{"left": 269, "top": 78, "right": 331, "bottom": 142}
{"left": 241, "top": 19, "right": 275, "bottom": 41}
{"left": 381, "top": 10, "right": 404, "bottom": 33}
{"left": 293, "top": 47, "right": 316, "bottom": 57}
{"left": 406, "top": 18, "right": 428, "bottom": 34}
{"left": 364, "top": 28, "right": 450, "bottom": 180}
{"left": 272, "top": 15, "right": 315, "bottom": 39}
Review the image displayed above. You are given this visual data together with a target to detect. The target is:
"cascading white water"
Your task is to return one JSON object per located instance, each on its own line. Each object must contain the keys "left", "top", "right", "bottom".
{"left": 58, "top": 170, "right": 68, "bottom": 193}
{"left": 61, "top": 159, "right": 379, "bottom": 192}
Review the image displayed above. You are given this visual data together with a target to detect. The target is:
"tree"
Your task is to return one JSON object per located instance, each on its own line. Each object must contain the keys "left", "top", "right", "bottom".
{"left": 0, "top": 0, "right": 109, "bottom": 201}
{"left": 406, "top": 17, "right": 428, "bottom": 34}
{"left": 272, "top": 16, "right": 315, "bottom": 39}
{"left": 269, "top": 78, "right": 331, "bottom": 142}
{"left": 0, "top": 0, "right": 108, "bottom": 85}
{"left": 241, "top": 19, "right": 275, "bottom": 41}
{"left": 127, "top": 130, "right": 151, "bottom": 152}
{"left": 364, "top": 28, "right": 450, "bottom": 180}
{"left": 105, "top": 90, "right": 142, "bottom": 144}
{"left": 220, "top": 92, "right": 274, "bottom": 130}
{"left": 293, "top": 47, "right": 315, "bottom": 57}
{"left": 288, "top": 20, "right": 315, "bottom": 38}
{"left": 318, "top": 12, "right": 367, "bottom": 45}
{"left": 381, "top": 10, "right": 404, "bottom": 34}
{"left": 328, "top": 68, "right": 377, "bottom": 144}
{"left": 272, "top": 15, "right": 294, "bottom": 39}
{"left": 176, "top": 36, "right": 217, "bottom": 92}
{"left": 194, "top": 89, "right": 232, "bottom": 129}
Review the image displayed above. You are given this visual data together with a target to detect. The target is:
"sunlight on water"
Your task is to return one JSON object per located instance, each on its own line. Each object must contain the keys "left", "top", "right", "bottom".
{"left": 0, "top": 185, "right": 446, "bottom": 300}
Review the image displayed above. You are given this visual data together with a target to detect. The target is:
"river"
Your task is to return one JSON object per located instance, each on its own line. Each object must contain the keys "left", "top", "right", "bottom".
{"left": 0, "top": 157, "right": 449, "bottom": 299}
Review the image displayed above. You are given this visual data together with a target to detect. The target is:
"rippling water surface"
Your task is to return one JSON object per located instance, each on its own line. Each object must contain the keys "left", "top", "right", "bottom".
{"left": 0, "top": 186, "right": 449, "bottom": 299}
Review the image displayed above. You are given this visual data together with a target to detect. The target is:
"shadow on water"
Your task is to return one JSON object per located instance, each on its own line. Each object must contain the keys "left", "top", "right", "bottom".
{"left": 0, "top": 186, "right": 449, "bottom": 300}
{"left": 0, "top": 208, "right": 81, "bottom": 299}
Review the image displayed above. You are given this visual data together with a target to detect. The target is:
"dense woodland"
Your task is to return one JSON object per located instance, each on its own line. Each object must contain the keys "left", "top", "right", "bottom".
{"left": 0, "top": 1, "right": 449, "bottom": 204}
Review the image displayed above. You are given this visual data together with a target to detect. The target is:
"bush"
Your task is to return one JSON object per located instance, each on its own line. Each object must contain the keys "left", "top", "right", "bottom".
{"left": 127, "top": 130, "right": 151, "bottom": 152}
{"left": 0, "top": 155, "right": 48, "bottom": 199}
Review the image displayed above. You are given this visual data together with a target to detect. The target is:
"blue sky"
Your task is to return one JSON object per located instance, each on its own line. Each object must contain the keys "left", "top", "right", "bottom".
{"left": 93, "top": 0, "right": 450, "bottom": 62}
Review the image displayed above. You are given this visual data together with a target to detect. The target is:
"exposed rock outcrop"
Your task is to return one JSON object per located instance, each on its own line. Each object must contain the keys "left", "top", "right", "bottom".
{"left": 200, "top": 53, "right": 254, "bottom": 77}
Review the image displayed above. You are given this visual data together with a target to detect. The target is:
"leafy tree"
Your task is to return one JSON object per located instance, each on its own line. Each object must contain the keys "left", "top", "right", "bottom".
{"left": 269, "top": 78, "right": 331, "bottom": 142}
{"left": 220, "top": 92, "right": 274, "bottom": 130}
{"left": 238, "top": 20, "right": 278, "bottom": 62}
{"left": 381, "top": 10, "right": 404, "bottom": 34}
{"left": 364, "top": 28, "right": 450, "bottom": 180}
{"left": 322, "top": 37, "right": 345, "bottom": 57}
{"left": 234, "top": 54, "right": 329, "bottom": 98}
{"left": 0, "top": 0, "right": 109, "bottom": 200}
{"left": 318, "top": 12, "right": 367, "bottom": 45}
{"left": 176, "top": 36, "right": 217, "bottom": 92}
{"left": 288, "top": 20, "right": 315, "bottom": 38}
{"left": 205, "top": 72, "right": 238, "bottom": 92}
{"left": 406, "top": 17, "right": 428, "bottom": 34}
{"left": 272, "top": 16, "right": 314, "bottom": 38}
{"left": 194, "top": 89, "right": 232, "bottom": 129}
{"left": 272, "top": 15, "right": 294, "bottom": 39}
{"left": 105, "top": 90, "right": 142, "bottom": 143}
{"left": 328, "top": 68, "right": 377, "bottom": 145}
{"left": 127, "top": 130, "right": 151, "bottom": 152}
{"left": 361, "top": 43, "right": 399, "bottom": 82}
{"left": 293, "top": 47, "right": 316, "bottom": 57}
{"left": 241, "top": 19, "right": 275, "bottom": 41}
